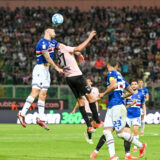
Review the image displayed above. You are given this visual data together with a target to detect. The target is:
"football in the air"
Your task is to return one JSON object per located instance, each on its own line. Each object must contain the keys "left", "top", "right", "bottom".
{"left": 52, "top": 13, "right": 64, "bottom": 24}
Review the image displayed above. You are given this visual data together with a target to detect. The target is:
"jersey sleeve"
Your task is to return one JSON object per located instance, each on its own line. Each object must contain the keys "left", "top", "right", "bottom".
{"left": 108, "top": 71, "right": 117, "bottom": 82}
{"left": 52, "top": 39, "right": 59, "bottom": 48}
{"left": 64, "top": 46, "right": 75, "bottom": 53}
{"left": 59, "top": 44, "right": 75, "bottom": 53}
{"left": 145, "top": 88, "right": 149, "bottom": 95}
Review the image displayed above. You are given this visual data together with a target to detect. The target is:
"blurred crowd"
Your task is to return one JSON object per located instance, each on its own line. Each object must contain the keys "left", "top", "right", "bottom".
{"left": 0, "top": 6, "right": 160, "bottom": 87}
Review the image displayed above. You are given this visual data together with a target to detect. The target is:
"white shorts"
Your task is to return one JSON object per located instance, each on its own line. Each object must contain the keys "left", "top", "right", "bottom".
{"left": 104, "top": 104, "right": 127, "bottom": 132}
{"left": 32, "top": 64, "right": 50, "bottom": 90}
{"left": 126, "top": 117, "right": 141, "bottom": 127}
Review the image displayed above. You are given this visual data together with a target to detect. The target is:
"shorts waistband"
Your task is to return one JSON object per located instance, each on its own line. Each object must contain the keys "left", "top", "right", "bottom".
{"left": 38, "top": 63, "right": 50, "bottom": 67}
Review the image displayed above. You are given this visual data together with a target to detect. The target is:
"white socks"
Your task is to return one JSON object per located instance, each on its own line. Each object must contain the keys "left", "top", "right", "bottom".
{"left": 21, "top": 96, "right": 34, "bottom": 116}
{"left": 141, "top": 120, "right": 145, "bottom": 133}
{"left": 134, "top": 135, "right": 139, "bottom": 149}
{"left": 117, "top": 132, "right": 143, "bottom": 148}
{"left": 38, "top": 100, "right": 45, "bottom": 121}
{"left": 103, "top": 130, "right": 115, "bottom": 157}
{"left": 21, "top": 96, "right": 45, "bottom": 121}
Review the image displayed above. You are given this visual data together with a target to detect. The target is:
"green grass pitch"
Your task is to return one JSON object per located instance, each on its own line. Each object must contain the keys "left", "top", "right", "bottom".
{"left": 0, "top": 124, "right": 159, "bottom": 160}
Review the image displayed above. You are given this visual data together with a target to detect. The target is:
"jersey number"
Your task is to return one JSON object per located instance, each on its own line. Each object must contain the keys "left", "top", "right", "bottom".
{"left": 57, "top": 51, "right": 66, "bottom": 68}
{"left": 113, "top": 120, "right": 122, "bottom": 128}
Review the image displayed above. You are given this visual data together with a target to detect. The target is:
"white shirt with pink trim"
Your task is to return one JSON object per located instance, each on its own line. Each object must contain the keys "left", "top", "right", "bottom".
{"left": 57, "top": 44, "right": 82, "bottom": 77}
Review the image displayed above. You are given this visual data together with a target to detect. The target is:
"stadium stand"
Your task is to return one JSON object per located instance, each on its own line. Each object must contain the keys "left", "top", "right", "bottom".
{"left": 0, "top": 6, "right": 160, "bottom": 86}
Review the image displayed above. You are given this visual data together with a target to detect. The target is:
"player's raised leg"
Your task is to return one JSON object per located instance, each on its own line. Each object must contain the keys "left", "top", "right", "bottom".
{"left": 123, "top": 125, "right": 138, "bottom": 159}
{"left": 17, "top": 88, "right": 40, "bottom": 128}
{"left": 77, "top": 97, "right": 95, "bottom": 133}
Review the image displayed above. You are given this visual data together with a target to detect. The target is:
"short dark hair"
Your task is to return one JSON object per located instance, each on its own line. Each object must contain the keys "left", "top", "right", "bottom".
{"left": 108, "top": 58, "right": 117, "bottom": 67}
{"left": 131, "top": 79, "right": 138, "bottom": 83}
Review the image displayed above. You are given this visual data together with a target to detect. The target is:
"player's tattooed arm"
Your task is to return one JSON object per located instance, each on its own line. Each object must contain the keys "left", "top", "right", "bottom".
{"left": 42, "top": 51, "right": 64, "bottom": 74}
{"left": 72, "top": 102, "right": 79, "bottom": 114}
{"left": 122, "top": 86, "right": 134, "bottom": 99}
{"left": 99, "top": 79, "right": 118, "bottom": 98}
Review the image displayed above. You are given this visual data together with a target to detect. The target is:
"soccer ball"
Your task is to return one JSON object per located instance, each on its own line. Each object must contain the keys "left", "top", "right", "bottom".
{"left": 52, "top": 13, "right": 64, "bottom": 25}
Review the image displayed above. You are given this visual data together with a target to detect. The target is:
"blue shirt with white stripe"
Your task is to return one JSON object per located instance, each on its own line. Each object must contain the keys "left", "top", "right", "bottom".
{"left": 126, "top": 90, "right": 145, "bottom": 118}
{"left": 107, "top": 70, "right": 130, "bottom": 108}
{"left": 36, "top": 38, "right": 59, "bottom": 64}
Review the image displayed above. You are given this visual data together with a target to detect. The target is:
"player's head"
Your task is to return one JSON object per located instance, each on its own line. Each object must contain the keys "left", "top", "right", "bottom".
{"left": 107, "top": 58, "right": 118, "bottom": 70}
{"left": 44, "top": 28, "right": 56, "bottom": 38}
{"left": 131, "top": 80, "right": 138, "bottom": 91}
{"left": 138, "top": 79, "right": 143, "bottom": 88}
{"left": 86, "top": 78, "right": 92, "bottom": 87}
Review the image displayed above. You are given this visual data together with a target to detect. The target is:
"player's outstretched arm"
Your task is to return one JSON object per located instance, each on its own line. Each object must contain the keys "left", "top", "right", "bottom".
{"left": 74, "top": 30, "right": 96, "bottom": 52}
{"left": 123, "top": 86, "right": 134, "bottom": 99}
{"left": 42, "top": 51, "right": 64, "bottom": 74}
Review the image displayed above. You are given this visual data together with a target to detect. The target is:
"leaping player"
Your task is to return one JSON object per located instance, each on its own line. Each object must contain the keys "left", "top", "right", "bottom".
{"left": 17, "top": 28, "right": 63, "bottom": 130}
{"left": 57, "top": 30, "right": 103, "bottom": 133}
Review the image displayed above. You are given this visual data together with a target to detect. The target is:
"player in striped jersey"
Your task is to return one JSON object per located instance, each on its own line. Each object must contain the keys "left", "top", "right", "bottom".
{"left": 125, "top": 80, "right": 145, "bottom": 157}
{"left": 17, "top": 28, "right": 63, "bottom": 130}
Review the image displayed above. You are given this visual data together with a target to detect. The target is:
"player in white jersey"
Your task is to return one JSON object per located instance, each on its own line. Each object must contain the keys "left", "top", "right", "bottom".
{"left": 138, "top": 79, "right": 149, "bottom": 136}
{"left": 57, "top": 31, "right": 103, "bottom": 133}
{"left": 72, "top": 79, "right": 99, "bottom": 144}
{"left": 17, "top": 28, "right": 63, "bottom": 130}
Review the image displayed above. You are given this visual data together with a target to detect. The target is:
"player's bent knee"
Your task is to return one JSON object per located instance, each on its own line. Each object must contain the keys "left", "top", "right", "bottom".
{"left": 30, "top": 88, "right": 40, "bottom": 98}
